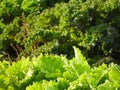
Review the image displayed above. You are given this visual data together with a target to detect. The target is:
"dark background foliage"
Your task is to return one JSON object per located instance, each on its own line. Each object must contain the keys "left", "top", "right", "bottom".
{"left": 0, "top": 0, "right": 120, "bottom": 65}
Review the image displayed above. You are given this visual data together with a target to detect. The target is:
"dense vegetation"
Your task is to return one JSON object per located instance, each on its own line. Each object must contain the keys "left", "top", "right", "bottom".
{"left": 0, "top": 0, "right": 120, "bottom": 89}
{"left": 0, "top": 47, "right": 120, "bottom": 90}
{"left": 0, "top": 0, "right": 120, "bottom": 65}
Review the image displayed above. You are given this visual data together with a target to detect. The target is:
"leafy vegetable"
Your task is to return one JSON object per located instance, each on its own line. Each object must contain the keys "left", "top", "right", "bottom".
{"left": 0, "top": 47, "right": 120, "bottom": 89}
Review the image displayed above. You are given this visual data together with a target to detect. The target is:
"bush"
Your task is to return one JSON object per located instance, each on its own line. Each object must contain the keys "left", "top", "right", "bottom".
{"left": 0, "top": 0, "right": 120, "bottom": 64}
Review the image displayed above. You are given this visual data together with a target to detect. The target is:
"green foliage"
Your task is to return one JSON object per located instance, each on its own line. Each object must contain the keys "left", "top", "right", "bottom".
{"left": 109, "top": 64, "right": 120, "bottom": 88}
{"left": 0, "top": 47, "right": 120, "bottom": 89}
{"left": 35, "top": 55, "right": 65, "bottom": 79}
{"left": 80, "top": 24, "right": 119, "bottom": 54}
{"left": 26, "top": 82, "right": 44, "bottom": 90}
{"left": 0, "top": 1, "right": 120, "bottom": 89}
{"left": 0, "top": 0, "right": 120, "bottom": 64}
